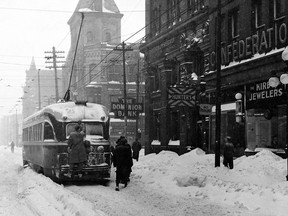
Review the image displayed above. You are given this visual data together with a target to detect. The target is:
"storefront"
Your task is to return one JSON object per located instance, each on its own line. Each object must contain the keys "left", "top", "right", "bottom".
{"left": 245, "top": 80, "right": 286, "bottom": 157}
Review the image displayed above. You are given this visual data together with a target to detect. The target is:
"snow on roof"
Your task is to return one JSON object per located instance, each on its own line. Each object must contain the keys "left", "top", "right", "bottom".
{"left": 24, "top": 102, "right": 109, "bottom": 123}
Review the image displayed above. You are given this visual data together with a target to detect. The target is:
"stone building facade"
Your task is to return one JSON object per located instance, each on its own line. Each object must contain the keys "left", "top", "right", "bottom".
{"left": 141, "top": 0, "right": 288, "bottom": 157}
{"left": 63, "top": 0, "right": 145, "bottom": 144}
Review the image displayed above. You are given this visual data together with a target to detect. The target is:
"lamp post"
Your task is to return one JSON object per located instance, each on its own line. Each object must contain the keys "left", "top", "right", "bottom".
{"left": 268, "top": 47, "right": 288, "bottom": 181}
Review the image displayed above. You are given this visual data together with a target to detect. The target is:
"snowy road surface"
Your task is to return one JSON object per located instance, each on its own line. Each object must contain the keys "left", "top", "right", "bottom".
{"left": 0, "top": 146, "right": 286, "bottom": 216}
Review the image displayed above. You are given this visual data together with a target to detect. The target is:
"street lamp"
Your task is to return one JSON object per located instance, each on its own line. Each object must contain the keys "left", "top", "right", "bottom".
{"left": 268, "top": 47, "right": 288, "bottom": 181}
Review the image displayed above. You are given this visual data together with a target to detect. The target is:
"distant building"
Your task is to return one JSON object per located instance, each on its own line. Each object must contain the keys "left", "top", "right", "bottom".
{"left": 63, "top": 0, "right": 145, "bottom": 144}
{"left": 22, "top": 57, "right": 63, "bottom": 118}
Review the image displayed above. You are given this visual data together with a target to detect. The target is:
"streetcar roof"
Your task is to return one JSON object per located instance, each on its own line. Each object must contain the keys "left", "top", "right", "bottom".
{"left": 24, "top": 101, "right": 109, "bottom": 123}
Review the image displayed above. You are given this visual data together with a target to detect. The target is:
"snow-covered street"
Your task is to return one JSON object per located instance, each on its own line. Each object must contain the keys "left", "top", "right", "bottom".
{"left": 0, "top": 145, "right": 287, "bottom": 216}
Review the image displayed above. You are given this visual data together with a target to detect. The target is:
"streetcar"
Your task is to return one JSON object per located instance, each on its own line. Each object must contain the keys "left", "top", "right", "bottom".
{"left": 22, "top": 101, "right": 111, "bottom": 182}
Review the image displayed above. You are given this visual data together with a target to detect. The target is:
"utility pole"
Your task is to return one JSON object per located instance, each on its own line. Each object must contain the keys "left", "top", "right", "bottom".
{"left": 45, "top": 47, "right": 65, "bottom": 102}
{"left": 215, "top": 0, "right": 222, "bottom": 167}
{"left": 114, "top": 42, "right": 133, "bottom": 138}
{"left": 37, "top": 69, "right": 41, "bottom": 110}
{"left": 15, "top": 108, "right": 18, "bottom": 147}
{"left": 135, "top": 58, "right": 140, "bottom": 140}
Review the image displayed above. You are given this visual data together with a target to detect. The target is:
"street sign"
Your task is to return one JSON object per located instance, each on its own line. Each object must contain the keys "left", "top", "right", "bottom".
{"left": 199, "top": 103, "right": 213, "bottom": 115}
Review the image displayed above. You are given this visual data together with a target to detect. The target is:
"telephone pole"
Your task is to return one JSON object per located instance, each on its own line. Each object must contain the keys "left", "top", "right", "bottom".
{"left": 114, "top": 42, "right": 133, "bottom": 137}
{"left": 45, "top": 47, "right": 65, "bottom": 102}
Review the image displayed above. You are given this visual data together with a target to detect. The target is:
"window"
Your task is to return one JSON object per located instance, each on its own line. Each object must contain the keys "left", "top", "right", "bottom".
{"left": 269, "top": 0, "right": 285, "bottom": 21}
{"left": 44, "top": 122, "right": 54, "bottom": 140}
{"left": 105, "top": 32, "right": 111, "bottom": 43}
{"left": 228, "top": 8, "right": 239, "bottom": 41}
{"left": 86, "top": 31, "right": 93, "bottom": 44}
{"left": 171, "top": 111, "right": 180, "bottom": 140}
{"left": 85, "top": 123, "right": 103, "bottom": 136}
{"left": 89, "top": 64, "right": 96, "bottom": 82}
{"left": 188, "top": 0, "right": 205, "bottom": 15}
{"left": 252, "top": 0, "right": 263, "bottom": 31}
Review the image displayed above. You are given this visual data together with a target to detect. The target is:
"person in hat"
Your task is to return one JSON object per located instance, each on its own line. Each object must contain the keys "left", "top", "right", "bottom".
{"left": 223, "top": 136, "right": 234, "bottom": 169}
{"left": 113, "top": 136, "right": 133, "bottom": 191}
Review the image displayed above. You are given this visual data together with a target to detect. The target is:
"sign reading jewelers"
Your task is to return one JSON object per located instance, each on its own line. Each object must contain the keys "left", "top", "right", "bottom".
{"left": 246, "top": 80, "right": 286, "bottom": 109}
{"left": 111, "top": 98, "right": 143, "bottom": 119}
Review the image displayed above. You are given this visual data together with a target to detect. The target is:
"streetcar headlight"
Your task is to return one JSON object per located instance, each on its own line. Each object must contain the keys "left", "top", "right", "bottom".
{"left": 97, "top": 146, "right": 104, "bottom": 153}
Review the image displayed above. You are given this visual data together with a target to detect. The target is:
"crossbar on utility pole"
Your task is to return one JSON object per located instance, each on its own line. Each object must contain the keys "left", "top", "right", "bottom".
{"left": 45, "top": 47, "right": 65, "bottom": 102}
{"left": 215, "top": 0, "right": 222, "bottom": 167}
{"left": 114, "top": 42, "right": 133, "bottom": 138}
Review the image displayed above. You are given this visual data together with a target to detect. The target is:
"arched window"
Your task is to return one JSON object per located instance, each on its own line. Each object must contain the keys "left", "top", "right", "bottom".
{"left": 105, "top": 32, "right": 111, "bottom": 43}
{"left": 86, "top": 31, "right": 93, "bottom": 44}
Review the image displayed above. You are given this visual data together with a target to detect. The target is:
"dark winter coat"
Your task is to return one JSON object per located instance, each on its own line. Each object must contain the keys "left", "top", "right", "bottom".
{"left": 223, "top": 142, "right": 234, "bottom": 160}
{"left": 132, "top": 140, "right": 142, "bottom": 159}
{"left": 113, "top": 143, "right": 133, "bottom": 168}
{"left": 68, "top": 131, "right": 87, "bottom": 164}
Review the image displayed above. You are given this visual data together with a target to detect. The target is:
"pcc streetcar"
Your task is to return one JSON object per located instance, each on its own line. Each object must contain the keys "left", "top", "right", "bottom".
{"left": 22, "top": 101, "right": 111, "bottom": 182}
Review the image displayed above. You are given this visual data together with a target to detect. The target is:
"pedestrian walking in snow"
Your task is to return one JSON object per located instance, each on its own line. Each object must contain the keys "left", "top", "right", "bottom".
{"left": 223, "top": 136, "right": 234, "bottom": 169}
{"left": 113, "top": 136, "right": 133, "bottom": 191}
{"left": 10, "top": 141, "right": 15, "bottom": 153}
{"left": 132, "top": 138, "right": 142, "bottom": 161}
{"left": 66, "top": 124, "right": 87, "bottom": 178}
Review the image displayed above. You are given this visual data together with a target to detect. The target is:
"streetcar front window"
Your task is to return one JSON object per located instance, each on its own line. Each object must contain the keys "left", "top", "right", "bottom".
{"left": 85, "top": 124, "right": 103, "bottom": 136}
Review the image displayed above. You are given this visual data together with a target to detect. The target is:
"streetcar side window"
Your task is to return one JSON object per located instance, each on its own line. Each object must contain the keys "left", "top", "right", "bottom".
{"left": 44, "top": 122, "right": 54, "bottom": 140}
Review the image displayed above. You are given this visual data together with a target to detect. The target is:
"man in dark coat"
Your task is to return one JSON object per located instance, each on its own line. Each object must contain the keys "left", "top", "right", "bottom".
{"left": 132, "top": 138, "right": 142, "bottom": 161}
{"left": 113, "top": 136, "right": 133, "bottom": 191}
{"left": 223, "top": 136, "right": 234, "bottom": 169}
{"left": 66, "top": 124, "right": 87, "bottom": 177}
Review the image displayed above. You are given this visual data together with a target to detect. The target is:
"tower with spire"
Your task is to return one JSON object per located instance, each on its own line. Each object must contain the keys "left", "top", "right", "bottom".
{"left": 22, "top": 57, "right": 63, "bottom": 118}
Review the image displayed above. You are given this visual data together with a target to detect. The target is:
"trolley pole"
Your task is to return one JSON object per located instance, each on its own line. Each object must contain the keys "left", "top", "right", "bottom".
{"left": 114, "top": 42, "right": 133, "bottom": 138}
{"left": 37, "top": 69, "right": 41, "bottom": 110}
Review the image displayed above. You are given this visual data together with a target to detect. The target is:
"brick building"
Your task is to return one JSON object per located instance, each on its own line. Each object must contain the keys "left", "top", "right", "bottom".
{"left": 141, "top": 0, "right": 288, "bottom": 156}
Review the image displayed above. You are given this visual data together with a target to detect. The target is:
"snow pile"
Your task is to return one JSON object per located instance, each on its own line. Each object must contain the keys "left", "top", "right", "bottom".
{"left": 133, "top": 148, "right": 288, "bottom": 216}
{"left": 18, "top": 168, "right": 107, "bottom": 216}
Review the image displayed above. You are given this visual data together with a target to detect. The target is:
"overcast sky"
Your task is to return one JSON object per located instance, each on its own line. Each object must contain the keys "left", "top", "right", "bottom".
{"left": 0, "top": 0, "right": 144, "bottom": 116}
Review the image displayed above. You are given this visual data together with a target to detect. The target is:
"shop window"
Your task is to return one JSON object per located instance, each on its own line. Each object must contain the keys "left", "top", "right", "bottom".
{"left": 153, "top": 113, "right": 161, "bottom": 141}
{"left": 171, "top": 111, "right": 180, "bottom": 141}
{"left": 228, "top": 8, "right": 239, "bottom": 42}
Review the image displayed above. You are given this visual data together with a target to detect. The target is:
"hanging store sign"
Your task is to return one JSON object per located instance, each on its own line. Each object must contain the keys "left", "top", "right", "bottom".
{"left": 246, "top": 80, "right": 285, "bottom": 109}
{"left": 199, "top": 103, "right": 213, "bottom": 115}
{"left": 168, "top": 87, "right": 196, "bottom": 107}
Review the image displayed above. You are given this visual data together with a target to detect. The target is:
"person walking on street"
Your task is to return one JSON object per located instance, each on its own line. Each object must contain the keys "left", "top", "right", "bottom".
{"left": 132, "top": 138, "right": 142, "bottom": 161}
{"left": 66, "top": 124, "right": 87, "bottom": 178}
{"left": 113, "top": 136, "right": 133, "bottom": 191}
{"left": 10, "top": 141, "right": 15, "bottom": 153}
{"left": 223, "top": 136, "right": 234, "bottom": 169}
